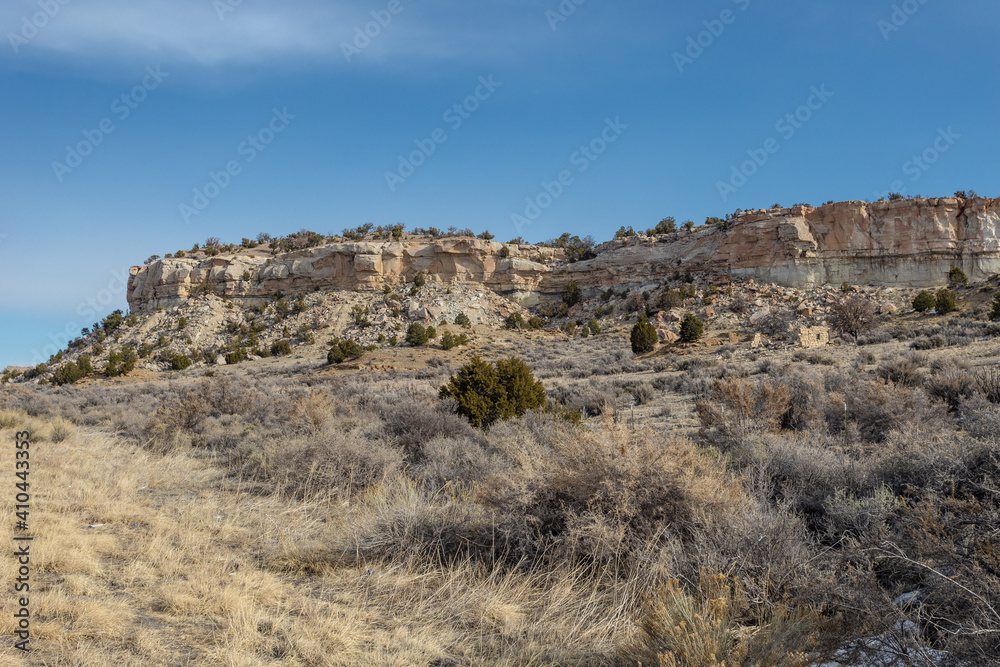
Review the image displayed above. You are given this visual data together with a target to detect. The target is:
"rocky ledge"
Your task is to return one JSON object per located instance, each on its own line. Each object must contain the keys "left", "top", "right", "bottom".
{"left": 128, "top": 197, "right": 1000, "bottom": 312}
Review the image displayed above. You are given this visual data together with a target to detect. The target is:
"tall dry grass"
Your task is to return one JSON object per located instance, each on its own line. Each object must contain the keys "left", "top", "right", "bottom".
{"left": 4, "top": 320, "right": 1000, "bottom": 665}
{"left": 0, "top": 407, "right": 775, "bottom": 665}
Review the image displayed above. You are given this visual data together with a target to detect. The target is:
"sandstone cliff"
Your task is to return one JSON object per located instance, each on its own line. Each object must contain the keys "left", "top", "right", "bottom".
{"left": 128, "top": 197, "right": 1000, "bottom": 311}
{"left": 554, "top": 197, "right": 1000, "bottom": 293}
{"left": 128, "top": 239, "right": 563, "bottom": 311}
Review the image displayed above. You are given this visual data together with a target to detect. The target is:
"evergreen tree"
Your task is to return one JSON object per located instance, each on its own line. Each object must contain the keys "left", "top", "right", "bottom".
{"left": 631, "top": 319, "right": 658, "bottom": 354}
{"left": 679, "top": 314, "right": 705, "bottom": 343}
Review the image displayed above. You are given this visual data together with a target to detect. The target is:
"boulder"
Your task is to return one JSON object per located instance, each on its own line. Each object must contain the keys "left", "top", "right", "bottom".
{"left": 658, "top": 328, "right": 679, "bottom": 344}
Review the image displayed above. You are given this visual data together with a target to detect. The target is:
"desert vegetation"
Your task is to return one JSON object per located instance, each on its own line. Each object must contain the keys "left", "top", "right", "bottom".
{"left": 8, "top": 260, "right": 1000, "bottom": 664}
{"left": 4, "top": 291, "right": 1000, "bottom": 665}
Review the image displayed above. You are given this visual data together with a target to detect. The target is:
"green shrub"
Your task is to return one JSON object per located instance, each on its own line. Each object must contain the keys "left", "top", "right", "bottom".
{"left": 454, "top": 313, "right": 471, "bottom": 326}
{"left": 351, "top": 305, "right": 370, "bottom": 327}
{"left": 270, "top": 340, "right": 292, "bottom": 356}
{"left": 679, "top": 314, "right": 705, "bottom": 343}
{"left": 439, "top": 356, "right": 546, "bottom": 428}
{"left": 990, "top": 292, "right": 1000, "bottom": 321}
{"left": 949, "top": 266, "right": 968, "bottom": 286}
{"left": 504, "top": 313, "right": 526, "bottom": 330}
{"left": 588, "top": 319, "right": 601, "bottom": 335}
{"left": 102, "top": 310, "right": 124, "bottom": 332}
{"left": 53, "top": 360, "right": 89, "bottom": 385}
{"left": 171, "top": 355, "right": 192, "bottom": 371}
{"left": 562, "top": 280, "right": 582, "bottom": 306}
{"left": 935, "top": 289, "right": 957, "bottom": 314}
{"left": 77, "top": 355, "right": 93, "bottom": 375}
{"left": 441, "top": 332, "right": 470, "bottom": 350}
{"left": 658, "top": 289, "right": 684, "bottom": 310}
{"left": 406, "top": 322, "right": 430, "bottom": 346}
{"left": 121, "top": 348, "right": 137, "bottom": 373}
{"left": 654, "top": 216, "right": 676, "bottom": 234}
{"left": 527, "top": 317, "right": 545, "bottom": 330}
{"left": 327, "top": 338, "right": 365, "bottom": 364}
{"left": 224, "top": 347, "right": 247, "bottom": 365}
{"left": 273, "top": 298, "right": 290, "bottom": 318}
{"left": 630, "top": 319, "right": 658, "bottom": 354}
{"left": 178, "top": 317, "right": 188, "bottom": 330}
{"left": 414, "top": 272, "right": 427, "bottom": 287}
{"left": 913, "top": 290, "right": 936, "bottom": 313}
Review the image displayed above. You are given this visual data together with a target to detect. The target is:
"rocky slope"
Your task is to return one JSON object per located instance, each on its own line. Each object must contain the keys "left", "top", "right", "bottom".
{"left": 128, "top": 197, "right": 1000, "bottom": 312}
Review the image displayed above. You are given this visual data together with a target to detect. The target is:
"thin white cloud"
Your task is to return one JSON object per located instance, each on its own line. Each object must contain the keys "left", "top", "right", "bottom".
{"left": 0, "top": 0, "right": 553, "bottom": 68}
{"left": 2, "top": 0, "right": 344, "bottom": 65}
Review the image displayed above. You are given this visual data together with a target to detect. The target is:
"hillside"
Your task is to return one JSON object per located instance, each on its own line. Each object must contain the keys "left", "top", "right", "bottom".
{"left": 3, "top": 196, "right": 1000, "bottom": 665}
{"left": 4, "top": 196, "right": 999, "bottom": 384}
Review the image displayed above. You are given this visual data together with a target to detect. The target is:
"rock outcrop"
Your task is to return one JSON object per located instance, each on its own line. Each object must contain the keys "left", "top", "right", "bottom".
{"left": 557, "top": 197, "right": 1000, "bottom": 292}
{"left": 128, "top": 197, "right": 1000, "bottom": 311}
{"left": 129, "top": 239, "right": 562, "bottom": 311}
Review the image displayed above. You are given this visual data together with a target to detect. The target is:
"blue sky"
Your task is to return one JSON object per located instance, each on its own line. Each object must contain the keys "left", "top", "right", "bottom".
{"left": 1, "top": 0, "right": 997, "bottom": 367}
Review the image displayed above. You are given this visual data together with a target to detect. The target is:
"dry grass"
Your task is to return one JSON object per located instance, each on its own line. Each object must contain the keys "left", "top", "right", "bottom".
{"left": 0, "top": 412, "right": 702, "bottom": 665}
{"left": 5, "top": 308, "right": 1000, "bottom": 665}
{"left": 619, "top": 571, "right": 826, "bottom": 667}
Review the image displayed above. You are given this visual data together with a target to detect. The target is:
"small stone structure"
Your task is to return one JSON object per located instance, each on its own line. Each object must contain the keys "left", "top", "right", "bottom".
{"left": 798, "top": 326, "right": 830, "bottom": 348}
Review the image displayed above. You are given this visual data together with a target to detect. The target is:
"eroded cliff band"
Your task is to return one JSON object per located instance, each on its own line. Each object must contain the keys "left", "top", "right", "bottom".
{"left": 128, "top": 197, "right": 1000, "bottom": 312}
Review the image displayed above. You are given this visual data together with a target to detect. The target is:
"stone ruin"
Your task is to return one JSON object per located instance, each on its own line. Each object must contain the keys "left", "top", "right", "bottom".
{"left": 798, "top": 326, "right": 830, "bottom": 348}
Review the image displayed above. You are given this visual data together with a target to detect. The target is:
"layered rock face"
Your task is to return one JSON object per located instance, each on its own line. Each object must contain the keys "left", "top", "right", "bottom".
{"left": 718, "top": 197, "right": 1000, "bottom": 287}
{"left": 128, "top": 239, "right": 562, "bottom": 311}
{"left": 128, "top": 198, "right": 1000, "bottom": 311}
{"left": 557, "top": 197, "right": 1000, "bottom": 291}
